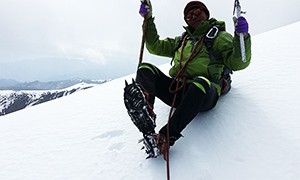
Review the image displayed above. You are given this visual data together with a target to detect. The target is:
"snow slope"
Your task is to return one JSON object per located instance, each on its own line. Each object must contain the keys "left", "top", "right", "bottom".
{"left": 0, "top": 22, "right": 300, "bottom": 180}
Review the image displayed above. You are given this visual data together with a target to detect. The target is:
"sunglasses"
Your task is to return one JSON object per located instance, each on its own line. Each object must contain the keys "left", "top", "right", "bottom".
{"left": 185, "top": 8, "right": 204, "bottom": 21}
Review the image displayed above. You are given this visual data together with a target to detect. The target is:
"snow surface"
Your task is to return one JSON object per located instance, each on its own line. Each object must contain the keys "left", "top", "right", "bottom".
{"left": 0, "top": 21, "right": 300, "bottom": 180}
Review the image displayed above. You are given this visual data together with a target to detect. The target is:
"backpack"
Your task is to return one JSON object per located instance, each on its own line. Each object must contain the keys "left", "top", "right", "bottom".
{"left": 173, "top": 26, "right": 232, "bottom": 95}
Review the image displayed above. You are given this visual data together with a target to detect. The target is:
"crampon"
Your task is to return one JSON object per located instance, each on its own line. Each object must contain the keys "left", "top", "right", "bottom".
{"left": 124, "top": 79, "right": 160, "bottom": 158}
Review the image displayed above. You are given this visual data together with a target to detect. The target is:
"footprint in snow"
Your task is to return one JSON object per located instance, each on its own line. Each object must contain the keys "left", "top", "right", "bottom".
{"left": 92, "top": 130, "right": 125, "bottom": 140}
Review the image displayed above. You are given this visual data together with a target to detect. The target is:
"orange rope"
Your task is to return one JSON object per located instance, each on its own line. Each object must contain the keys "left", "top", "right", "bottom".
{"left": 165, "top": 35, "right": 205, "bottom": 180}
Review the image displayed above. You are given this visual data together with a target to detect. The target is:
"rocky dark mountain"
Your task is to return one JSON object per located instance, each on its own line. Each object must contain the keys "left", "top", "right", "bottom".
{"left": 0, "top": 83, "right": 102, "bottom": 116}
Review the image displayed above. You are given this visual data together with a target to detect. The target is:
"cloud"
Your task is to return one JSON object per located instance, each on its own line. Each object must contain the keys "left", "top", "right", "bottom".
{"left": 0, "top": 0, "right": 141, "bottom": 63}
{"left": 0, "top": 0, "right": 299, "bottom": 81}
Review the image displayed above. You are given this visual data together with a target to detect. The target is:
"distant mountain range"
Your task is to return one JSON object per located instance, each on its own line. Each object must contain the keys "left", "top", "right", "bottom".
{"left": 0, "top": 79, "right": 108, "bottom": 116}
{"left": 0, "top": 79, "right": 109, "bottom": 90}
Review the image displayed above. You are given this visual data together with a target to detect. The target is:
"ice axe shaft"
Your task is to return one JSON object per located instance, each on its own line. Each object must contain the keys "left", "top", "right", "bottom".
{"left": 138, "top": 17, "right": 147, "bottom": 66}
{"left": 233, "top": 0, "right": 246, "bottom": 62}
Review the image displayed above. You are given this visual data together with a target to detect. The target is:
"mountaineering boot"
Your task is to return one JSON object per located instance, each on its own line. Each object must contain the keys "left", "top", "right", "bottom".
{"left": 154, "top": 133, "right": 169, "bottom": 159}
{"left": 124, "top": 79, "right": 156, "bottom": 135}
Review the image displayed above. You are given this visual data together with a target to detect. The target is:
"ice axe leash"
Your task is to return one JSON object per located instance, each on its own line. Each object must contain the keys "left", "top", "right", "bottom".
{"left": 233, "top": 0, "right": 246, "bottom": 62}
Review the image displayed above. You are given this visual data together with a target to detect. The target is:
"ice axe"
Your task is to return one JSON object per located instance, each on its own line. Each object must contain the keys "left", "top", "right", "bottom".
{"left": 233, "top": 0, "right": 246, "bottom": 62}
{"left": 138, "top": 17, "right": 147, "bottom": 66}
{"left": 138, "top": 0, "right": 150, "bottom": 66}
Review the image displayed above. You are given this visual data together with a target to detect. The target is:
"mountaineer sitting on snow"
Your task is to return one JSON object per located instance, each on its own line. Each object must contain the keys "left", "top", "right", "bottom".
{"left": 124, "top": 0, "right": 251, "bottom": 159}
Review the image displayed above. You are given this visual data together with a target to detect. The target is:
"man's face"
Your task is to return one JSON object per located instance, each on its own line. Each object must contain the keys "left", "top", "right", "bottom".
{"left": 185, "top": 8, "right": 208, "bottom": 29}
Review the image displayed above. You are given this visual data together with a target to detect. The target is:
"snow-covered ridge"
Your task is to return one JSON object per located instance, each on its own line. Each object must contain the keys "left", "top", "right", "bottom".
{"left": 0, "top": 82, "right": 99, "bottom": 116}
{"left": 0, "top": 79, "right": 109, "bottom": 90}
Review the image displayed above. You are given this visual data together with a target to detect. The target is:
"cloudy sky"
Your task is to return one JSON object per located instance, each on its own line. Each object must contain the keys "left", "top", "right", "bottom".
{"left": 0, "top": 0, "right": 299, "bottom": 82}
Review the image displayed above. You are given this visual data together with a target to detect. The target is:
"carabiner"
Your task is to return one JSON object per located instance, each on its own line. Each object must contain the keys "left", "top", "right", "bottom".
{"left": 206, "top": 26, "right": 219, "bottom": 39}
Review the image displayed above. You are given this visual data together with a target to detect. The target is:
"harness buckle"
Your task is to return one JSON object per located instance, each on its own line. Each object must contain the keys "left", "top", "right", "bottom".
{"left": 206, "top": 26, "right": 219, "bottom": 39}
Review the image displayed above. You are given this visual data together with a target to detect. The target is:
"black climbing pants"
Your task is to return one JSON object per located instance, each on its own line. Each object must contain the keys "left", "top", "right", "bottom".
{"left": 136, "top": 63, "right": 219, "bottom": 140}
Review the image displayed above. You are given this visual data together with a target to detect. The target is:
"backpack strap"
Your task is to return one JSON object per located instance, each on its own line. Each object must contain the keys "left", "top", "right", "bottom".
{"left": 204, "top": 26, "right": 221, "bottom": 62}
{"left": 204, "top": 25, "right": 233, "bottom": 95}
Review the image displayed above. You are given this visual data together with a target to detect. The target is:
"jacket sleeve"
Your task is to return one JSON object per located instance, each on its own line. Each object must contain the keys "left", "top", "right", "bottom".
{"left": 143, "top": 17, "right": 177, "bottom": 58}
{"left": 213, "top": 31, "right": 251, "bottom": 71}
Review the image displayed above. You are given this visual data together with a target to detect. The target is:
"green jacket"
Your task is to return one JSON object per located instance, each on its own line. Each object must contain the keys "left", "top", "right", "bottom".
{"left": 144, "top": 17, "right": 251, "bottom": 95}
